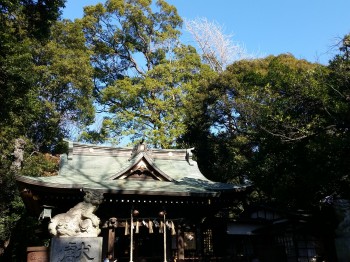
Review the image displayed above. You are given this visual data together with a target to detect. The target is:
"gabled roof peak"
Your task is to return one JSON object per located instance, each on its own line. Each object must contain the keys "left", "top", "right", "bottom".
{"left": 112, "top": 153, "right": 174, "bottom": 182}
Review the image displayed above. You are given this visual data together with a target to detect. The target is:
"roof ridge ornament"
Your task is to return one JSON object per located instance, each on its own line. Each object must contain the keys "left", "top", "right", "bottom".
{"left": 186, "top": 148, "right": 195, "bottom": 166}
{"left": 68, "top": 141, "right": 73, "bottom": 160}
{"left": 130, "top": 140, "right": 150, "bottom": 160}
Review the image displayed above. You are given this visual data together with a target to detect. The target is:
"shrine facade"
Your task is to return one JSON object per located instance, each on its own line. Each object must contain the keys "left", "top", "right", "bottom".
{"left": 16, "top": 141, "right": 250, "bottom": 262}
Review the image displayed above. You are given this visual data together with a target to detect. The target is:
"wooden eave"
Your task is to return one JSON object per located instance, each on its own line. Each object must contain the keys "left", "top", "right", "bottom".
{"left": 15, "top": 175, "right": 231, "bottom": 197}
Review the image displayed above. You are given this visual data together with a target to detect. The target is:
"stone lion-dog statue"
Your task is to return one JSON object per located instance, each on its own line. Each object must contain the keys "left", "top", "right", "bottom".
{"left": 48, "top": 190, "right": 104, "bottom": 237}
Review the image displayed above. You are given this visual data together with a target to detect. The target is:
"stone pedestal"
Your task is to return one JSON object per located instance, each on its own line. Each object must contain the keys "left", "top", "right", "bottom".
{"left": 334, "top": 199, "right": 350, "bottom": 262}
{"left": 27, "top": 246, "right": 49, "bottom": 262}
{"left": 50, "top": 237, "right": 103, "bottom": 262}
{"left": 335, "top": 237, "right": 350, "bottom": 262}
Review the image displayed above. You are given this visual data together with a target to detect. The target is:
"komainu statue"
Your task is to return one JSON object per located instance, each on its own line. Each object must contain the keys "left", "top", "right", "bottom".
{"left": 48, "top": 190, "right": 104, "bottom": 237}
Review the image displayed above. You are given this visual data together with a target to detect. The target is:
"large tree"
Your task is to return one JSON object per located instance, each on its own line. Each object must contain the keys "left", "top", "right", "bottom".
{"left": 80, "top": 0, "right": 211, "bottom": 148}
{"left": 0, "top": 1, "right": 62, "bottom": 255}
{"left": 33, "top": 19, "right": 95, "bottom": 150}
{"left": 324, "top": 33, "right": 350, "bottom": 199}
{"left": 0, "top": 1, "right": 96, "bottom": 257}
{"left": 184, "top": 52, "right": 350, "bottom": 210}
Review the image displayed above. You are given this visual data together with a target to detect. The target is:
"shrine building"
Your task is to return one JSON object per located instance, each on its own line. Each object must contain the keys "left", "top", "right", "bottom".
{"left": 16, "top": 141, "right": 251, "bottom": 261}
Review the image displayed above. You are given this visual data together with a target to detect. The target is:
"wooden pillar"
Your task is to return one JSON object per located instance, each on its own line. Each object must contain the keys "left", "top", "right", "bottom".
{"left": 177, "top": 227, "right": 185, "bottom": 262}
{"left": 108, "top": 228, "right": 115, "bottom": 255}
{"left": 196, "top": 225, "right": 202, "bottom": 258}
{"left": 105, "top": 217, "right": 118, "bottom": 257}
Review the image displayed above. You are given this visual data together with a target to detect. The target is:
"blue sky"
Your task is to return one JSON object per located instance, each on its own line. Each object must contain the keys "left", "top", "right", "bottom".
{"left": 63, "top": 0, "right": 350, "bottom": 65}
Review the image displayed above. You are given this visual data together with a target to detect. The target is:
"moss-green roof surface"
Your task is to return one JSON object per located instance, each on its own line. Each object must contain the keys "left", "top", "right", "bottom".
{"left": 16, "top": 142, "right": 249, "bottom": 197}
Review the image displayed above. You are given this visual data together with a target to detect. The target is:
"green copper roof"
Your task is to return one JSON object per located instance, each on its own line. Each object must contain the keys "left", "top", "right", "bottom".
{"left": 16, "top": 141, "right": 249, "bottom": 197}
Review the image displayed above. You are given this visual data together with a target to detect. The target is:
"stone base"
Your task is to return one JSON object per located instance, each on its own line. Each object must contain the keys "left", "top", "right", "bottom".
{"left": 335, "top": 237, "right": 350, "bottom": 262}
{"left": 50, "top": 237, "right": 102, "bottom": 262}
{"left": 27, "top": 246, "right": 49, "bottom": 262}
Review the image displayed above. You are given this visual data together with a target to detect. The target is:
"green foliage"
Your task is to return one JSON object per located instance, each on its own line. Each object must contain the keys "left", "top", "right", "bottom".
{"left": 0, "top": 0, "right": 86, "bottom": 153}
{"left": 1, "top": 1, "right": 64, "bottom": 251}
{"left": 82, "top": 0, "right": 182, "bottom": 84}
{"left": 0, "top": 0, "right": 98, "bottom": 257}
{"left": 98, "top": 45, "right": 208, "bottom": 147}
{"left": 1, "top": 213, "right": 51, "bottom": 261}
{"left": 80, "top": 0, "right": 209, "bottom": 148}
{"left": 0, "top": 16, "right": 94, "bottom": 150}
{"left": 0, "top": 172, "right": 25, "bottom": 240}
{"left": 185, "top": 52, "right": 350, "bottom": 209}
{"left": 20, "top": 153, "right": 60, "bottom": 178}
{"left": 0, "top": 0, "right": 66, "bottom": 41}
{"left": 233, "top": 55, "right": 329, "bottom": 141}
{"left": 33, "top": 19, "right": 95, "bottom": 149}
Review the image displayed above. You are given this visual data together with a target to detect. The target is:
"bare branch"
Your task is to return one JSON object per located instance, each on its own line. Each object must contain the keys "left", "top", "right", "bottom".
{"left": 259, "top": 126, "right": 313, "bottom": 142}
{"left": 185, "top": 17, "right": 251, "bottom": 72}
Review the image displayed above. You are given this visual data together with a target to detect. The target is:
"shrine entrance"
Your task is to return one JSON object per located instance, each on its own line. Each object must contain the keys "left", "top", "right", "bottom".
{"left": 119, "top": 228, "right": 166, "bottom": 261}
{"left": 104, "top": 226, "right": 173, "bottom": 262}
